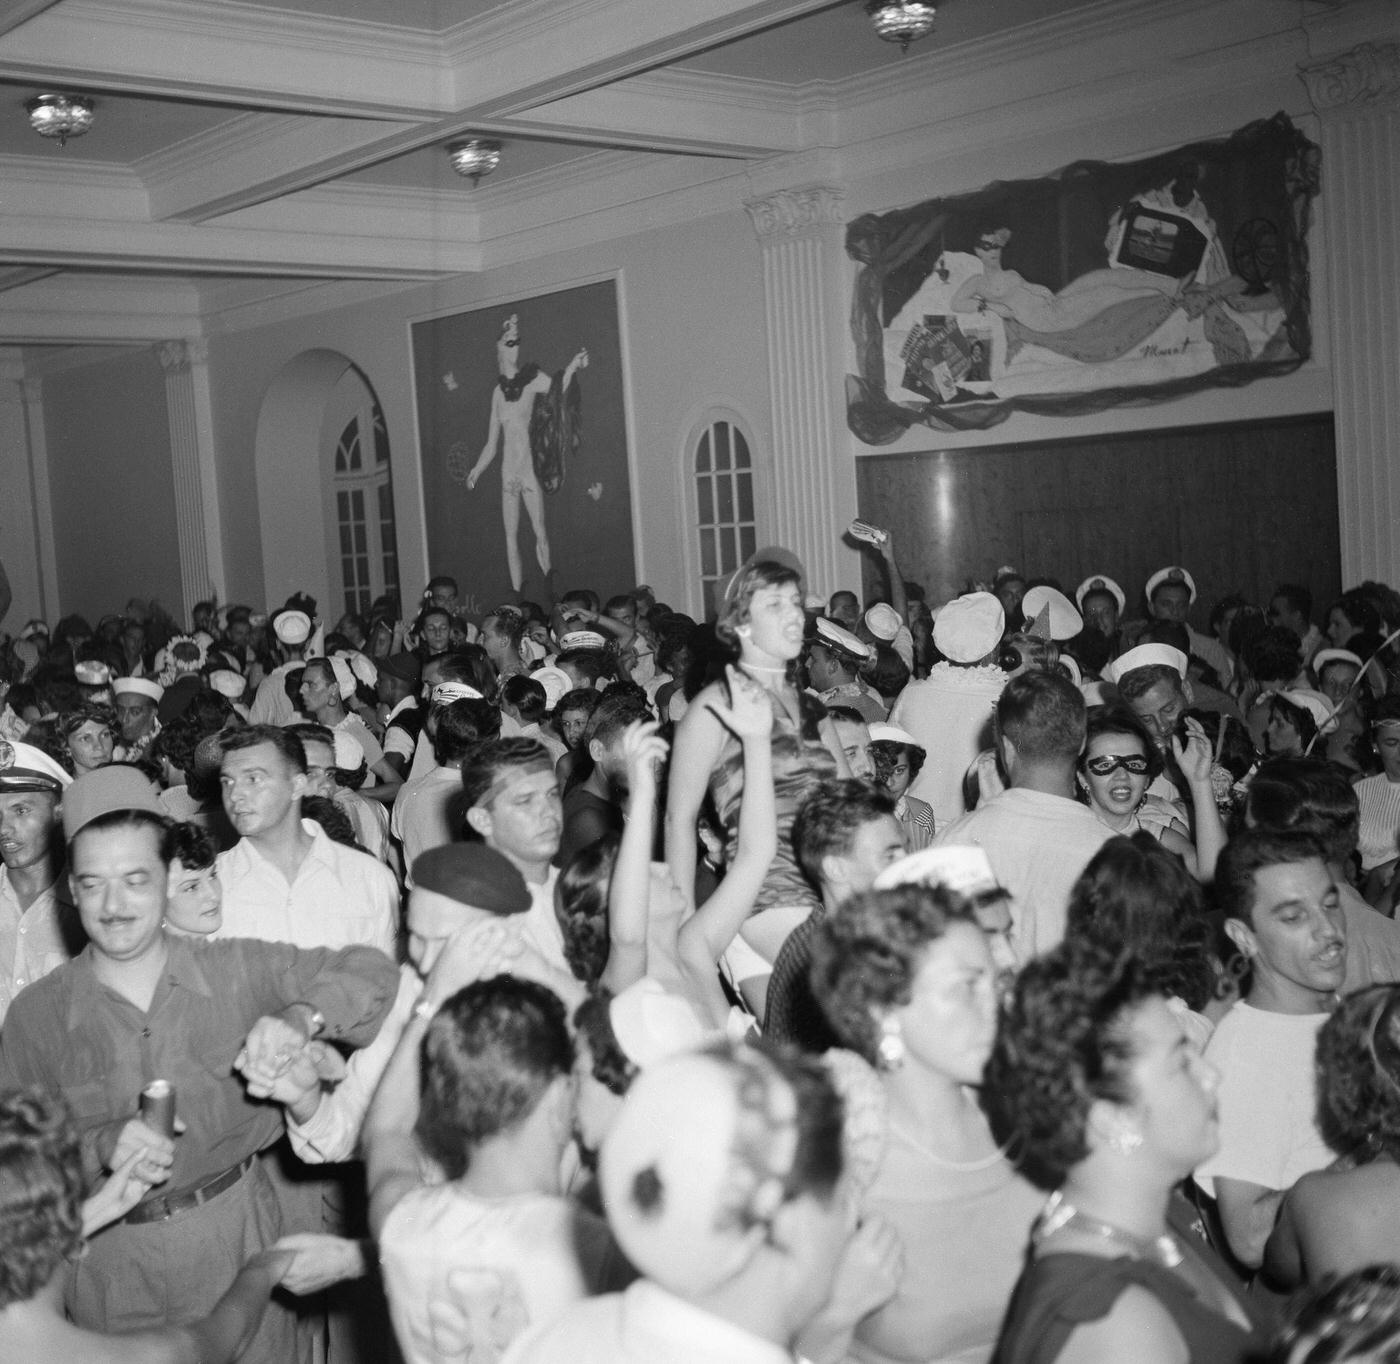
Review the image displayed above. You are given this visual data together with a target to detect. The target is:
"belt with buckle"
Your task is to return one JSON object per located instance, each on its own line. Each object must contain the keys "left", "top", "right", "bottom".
{"left": 124, "top": 1153, "right": 256, "bottom": 1225}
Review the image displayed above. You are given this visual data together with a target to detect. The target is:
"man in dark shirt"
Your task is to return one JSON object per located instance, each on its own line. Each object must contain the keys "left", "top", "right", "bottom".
{"left": 0, "top": 765, "right": 398, "bottom": 1363}
{"left": 557, "top": 689, "right": 652, "bottom": 869}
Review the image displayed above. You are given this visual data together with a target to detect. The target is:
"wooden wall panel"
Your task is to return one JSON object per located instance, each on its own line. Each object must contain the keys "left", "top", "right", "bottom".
{"left": 855, "top": 415, "right": 1340, "bottom": 618}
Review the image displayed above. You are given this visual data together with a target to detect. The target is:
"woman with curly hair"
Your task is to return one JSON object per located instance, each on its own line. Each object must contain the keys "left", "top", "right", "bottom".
{"left": 366, "top": 974, "right": 625, "bottom": 1364}
{"left": 665, "top": 555, "right": 847, "bottom": 1008}
{"left": 809, "top": 882, "right": 1041, "bottom": 1363}
{"left": 1264, "top": 984, "right": 1400, "bottom": 1289}
{"left": 986, "top": 941, "right": 1266, "bottom": 1363}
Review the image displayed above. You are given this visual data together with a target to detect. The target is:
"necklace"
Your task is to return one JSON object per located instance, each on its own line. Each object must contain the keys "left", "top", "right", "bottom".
{"left": 1035, "top": 1189, "right": 1182, "bottom": 1268}
{"left": 739, "top": 660, "right": 787, "bottom": 677}
{"left": 889, "top": 1119, "right": 1007, "bottom": 1172}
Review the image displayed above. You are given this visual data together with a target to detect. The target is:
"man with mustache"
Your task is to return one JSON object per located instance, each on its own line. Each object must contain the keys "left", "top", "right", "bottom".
{"left": 1195, "top": 829, "right": 1349, "bottom": 1271}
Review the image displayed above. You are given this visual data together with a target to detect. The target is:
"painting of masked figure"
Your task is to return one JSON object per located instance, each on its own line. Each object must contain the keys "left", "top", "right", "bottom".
{"left": 412, "top": 279, "right": 635, "bottom": 606}
{"left": 846, "top": 114, "right": 1319, "bottom": 442}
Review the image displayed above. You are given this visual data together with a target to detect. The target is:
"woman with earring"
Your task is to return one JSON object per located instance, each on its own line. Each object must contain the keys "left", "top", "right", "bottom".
{"left": 986, "top": 940, "right": 1267, "bottom": 1363}
{"left": 665, "top": 555, "right": 848, "bottom": 1013}
{"left": 810, "top": 883, "right": 1041, "bottom": 1364}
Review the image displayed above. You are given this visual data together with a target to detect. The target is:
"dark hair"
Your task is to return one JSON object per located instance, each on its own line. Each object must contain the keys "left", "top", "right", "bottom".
{"left": 300, "top": 794, "right": 361, "bottom": 850}
{"left": 57, "top": 702, "right": 116, "bottom": 742}
{"left": 1316, "top": 986, "right": 1400, "bottom": 1163}
{"left": 501, "top": 675, "right": 547, "bottom": 725}
{"left": 1081, "top": 704, "right": 1165, "bottom": 782}
{"left": 415, "top": 977, "right": 572, "bottom": 1179}
{"left": 218, "top": 723, "right": 307, "bottom": 775}
{"left": 1245, "top": 626, "right": 1304, "bottom": 687}
{"left": 809, "top": 884, "right": 978, "bottom": 1065}
{"left": 870, "top": 739, "right": 925, "bottom": 785}
{"left": 604, "top": 594, "right": 635, "bottom": 618}
{"left": 1267, "top": 693, "right": 1321, "bottom": 755}
{"left": 1141, "top": 620, "right": 1191, "bottom": 657}
{"left": 285, "top": 721, "right": 335, "bottom": 757}
{"left": 1065, "top": 833, "right": 1214, "bottom": 1011}
{"left": 868, "top": 645, "right": 910, "bottom": 701}
{"left": 1209, "top": 594, "right": 1249, "bottom": 635}
{"left": 1215, "top": 828, "right": 1329, "bottom": 926}
{"left": 740, "top": 1043, "right": 845, "bottom": 1210}
{"left": 557, "top": 835, "right": 620, "bottom": 985}
{"left": 149, "top": 715, "right": 202, "bottom": 776}
{"left": 432, "top": 647, "right": 498, "bottom": 699}
{"left": 715, "top": 561, "right": 801, "bottom": 650}
{"left": 792, "top": 780, "right": 897, "bottom": 889}
{"left": 161, "top": 819, "right": 215, "bottom": 871}
{"left": 0, "top": 1089, "right": 84, "bottom": 1309}
{"left": 434, "top": 698, "right": 500, "bottom": 767}
{"left": 997, "top": 670, "right": 1085, "bottom": 764}
{"left": 69, "top": 807, "right": 170, "bottom": 861}
{"left": 1275, "top": 1265, "right": 1400, "bottom": 1362}
{"left": 460, "top": 738, "right": 554, "bottom": 812}
{"left": 485, "top": 608, "right": 526, "bottom": 651}
{"left": 583, "top": 689, "right": 653, "bottom": 751}
{"left": 1273, "top": 583, "right": 1313, "bottom": 621}
{"left": 1329, "top": 591, "right": 1383, "bottom": 641}
{"left": 427, "top": 575, "right": 458, "bottom": 594}
{"left": 984, "top": 942, "right": 1162, "bottom": 1188}
{"left": 1244, "top": 757, "right": 1359, "bottom": 865}
{"left": 1116, "top": 664, "right": 1183, "bottom": 704}
{"left": 556, "top": 649, "right": 609, "bottom": 688}
{"left": 559, "top": 589, "right": 601, "bottom": 616}
{"left": 573, "top": 988, "right": 637, "bottom": 1096}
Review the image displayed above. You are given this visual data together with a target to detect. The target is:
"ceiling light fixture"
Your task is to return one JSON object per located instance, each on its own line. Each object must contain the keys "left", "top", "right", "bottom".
{"left": 447, "top": 138, "right": 502, "bottom": 186}
{"left": 26, "top": 93, "right": 95, "bottom": 148}
{"left": 865, "top": 1, "right": 938, "bottom": 52}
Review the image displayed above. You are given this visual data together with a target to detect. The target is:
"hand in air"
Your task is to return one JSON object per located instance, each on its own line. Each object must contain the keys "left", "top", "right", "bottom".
{"left": 1172, "top": 716, "right": 1214, "bottom": 786}
{"left": 620, "top": 718, "right": 669, "bottom": 791}
{"left": 707, "top": 665, "right": 774, "bottom": 741}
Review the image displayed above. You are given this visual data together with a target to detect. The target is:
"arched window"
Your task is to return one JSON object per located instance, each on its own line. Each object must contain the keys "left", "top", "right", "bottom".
{"left": 694, "top": 417, "right": 756, "bottom": 620}
{"left": 325, "top": 369, "right": 400, "bottom": 617}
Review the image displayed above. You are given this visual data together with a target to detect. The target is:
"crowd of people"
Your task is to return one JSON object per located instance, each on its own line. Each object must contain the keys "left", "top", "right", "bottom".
{"left": 2, "top": 537, "right": 1400, "bottom": 1363}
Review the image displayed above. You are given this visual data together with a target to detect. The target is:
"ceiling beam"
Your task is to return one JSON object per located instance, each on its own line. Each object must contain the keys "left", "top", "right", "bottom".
{"left": 0, "top": 0, "right": 62, "bottom": 39}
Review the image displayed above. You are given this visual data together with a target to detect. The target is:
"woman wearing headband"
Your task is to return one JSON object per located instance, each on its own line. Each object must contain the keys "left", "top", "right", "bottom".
{"left": 1264, "top": 984, "right": 1400, "bottom": 1290}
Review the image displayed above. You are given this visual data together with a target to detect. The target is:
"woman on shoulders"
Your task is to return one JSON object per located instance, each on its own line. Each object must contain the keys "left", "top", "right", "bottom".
{"left": 986, "top": 941, "right": 1267, "bottom": 1364}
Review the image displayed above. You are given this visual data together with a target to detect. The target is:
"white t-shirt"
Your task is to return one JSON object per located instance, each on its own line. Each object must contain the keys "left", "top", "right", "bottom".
{"left": 1194, "top": 1002, "right": 1332, "bottom": 1198}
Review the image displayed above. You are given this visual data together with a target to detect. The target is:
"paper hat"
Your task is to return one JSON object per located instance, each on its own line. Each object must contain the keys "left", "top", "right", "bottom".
{"left": 331, "top": 729, "right": 366, "bottom": 771}
{"left": 62, "top": 765, "right": 163, "bottom": 840}
{"left": 273, "top": 609, "right": 312, "bottom": 646}
{"left": 557, "top": 630, "right": 607, "bottom": 652}
{"left": 874, "top": 844, "right": 1003, "bottom": 900}
{"left": 0, "top": 740, "right": 71, "bottom": 794}
{"left": 530, "top": 665, "right": 572, "bottom": 711}
{"left": 609, "top": 979, "right": 709, "bottom": 1071}
{"left": 1313, "top": 648, "right": 1363, "bottom": 676}
{"left": 431, "top": 682, "right": 485, "bottom": 706}
{"left": 1075, "top": 575, "right": 1126, "bottom": 615}
{"left": 113, "top": 677, "right": 164, "bottom": 703}
{"left": 814, "top": 617, "right": 871, "bottom": 660}
{"left": 933, "top": 592, "right": 1004, "bottom": 664}
{"left": 863, "top": 602, "right": 902, "bottom": 641}
{"left": 1021, "top": 586, "right": 1083, "bottom": 642}
{"left": 207, "top": 669, "right": 246, "bottom": 700}
{"left": 1145, "top": 565, "right": 1197, "bottom": 605}
{"left": 327, "top": 655, "right": 358, "bottom": 700}
{"left": 1275, "top": 687, "right": 1339, "bottom": 735}
{"left": 1101, "top": 644, "right": 1188, "bottom": 687}
{"left": 518, "top": 636, "right": 548, "bottom": 666}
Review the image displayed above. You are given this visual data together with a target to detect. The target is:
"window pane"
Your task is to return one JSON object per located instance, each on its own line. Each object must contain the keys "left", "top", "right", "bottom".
{"left": 725, "top": 525, "right": 742, "bottom": 571}
{"left": 717, "top": 475, "right": 735, "bottom": 524}
{"left": 373, "top": 406, "right": 390, "bottom": 467}
{"left": 713, "top": 423, "right": 731, "bottom": 471}
{"left": 695, "top": 431, "right": 711, "bottom": 473}
{"left": 354, "top": 524, "right": 367, "bottom": 554}
{"left": 736, "top": 471, "right": 753, "bottom": 522}
{"left": 700, "top": 528, "right": 717, "bottom": 577}
{"left": 351, "top": 489, "right": 364, "bottom": 518}
{"left": 339, "top": 525, "right": 352, "bottom": 555}
{"left": 739, "top": 524, "right": 756, "bottom": 561}
{"left": 733, "top": 429, "right": 751, "bottom": 468}
{"left": 697, "top": 476, "right": 714, "bottom": 526}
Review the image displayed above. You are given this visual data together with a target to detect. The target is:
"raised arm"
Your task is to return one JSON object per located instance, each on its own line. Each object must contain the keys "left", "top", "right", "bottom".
{"left": 663, "top": 686, "right": 728, "bottom": 907}
{"left": 678, "top": 668, "right": 776, "bottom": 995}
{"left": 1173, "top": 717, "right": 1226, "bottom": 881}
{"left": 600, "top": 719, "right": 669, "bottom": 995}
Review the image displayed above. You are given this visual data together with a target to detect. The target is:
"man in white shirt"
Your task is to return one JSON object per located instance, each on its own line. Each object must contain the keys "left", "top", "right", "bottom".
{"left": 214, "top": 724, "right": 397, "bottom": 956}
{"left": 935, "top": 670, "right": 1110, "bottom": 961}
{"left": 248, "top": 607, "right": 315, "bottom": 727}
{"left": 390, "top": 699, "right": 482, "bottom": 886}
{"left": 0, "top": 741, "right": 82, "bottom": 1023}
{"left": 1195, "top": 829, "right": 1347, "bottom": 1269}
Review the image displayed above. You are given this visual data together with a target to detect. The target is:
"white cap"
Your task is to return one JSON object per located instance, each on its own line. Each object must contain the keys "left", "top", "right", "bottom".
{"left": 328, "top": 655, "right": 357, "bottom": 700}
{"left": 1145, "top": 565, "right": 1197, "bottom": 606}
{"left": 1021, "top": 586, "right": 1083, "bottom": 642}
{"left": 1312, "top": 648, "right": 1363, "bottom": 676}
{"left": 332, "top": 729, "right": 366, "bottom": 770}
{"left": 1101, "top": 644, "right": 1188, "bottom": 686}
{"left": 112, "top": 677, "right": 164, "bottom": 703}
{"left": 558, "top": 630, "right": 607, "bottom": 652}
{"left": 74, "top": 660, "right": 112, "bottom": 687}
{"left": 208, "top": 669, "right": 245, "bottom": 699}
{"left": 814, "top": 617, "right": 871, "bottom": 660}
{"left": 273, "top": 609, "right": 312, "bottom": 646}
{"left": 933, "top": 592, "right": 1004, "bottom": 664}
{"left": 863, "top": 602, "right": 902, "bottom": 641}
{"left": 867, "top": 722, "right": 921, "bottom": 749}
{"left": 608, "top": 979, "right": 709, "bottom": 1071}
{"left": 1276, "top": 687, "right": 1339, "bottom": 735}
{"left": 432, "top": 682, "right": 484, "bottom": 706}
{"left": 1075, "top": 575, "right": 1126, "bottom": 615}
{"left": 874, "top": 844, "right": 1002, "bottom": 900}
{"left": 530, "top": 665, "right": 571, "bottom": 711}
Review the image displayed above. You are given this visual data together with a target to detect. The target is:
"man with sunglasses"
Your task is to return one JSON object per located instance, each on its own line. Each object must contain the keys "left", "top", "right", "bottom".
{"left": 934, "top": 670, "right": 1109, "bottom": 963}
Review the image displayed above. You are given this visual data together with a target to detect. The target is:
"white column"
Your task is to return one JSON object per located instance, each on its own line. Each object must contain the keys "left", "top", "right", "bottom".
{"left": 157, "top": 339, "right": 225, "bottom": 621}
{"left": 0, "top": 355, "right": 53, "bottom": 624}
{"left": 1300, "top": 38, "right": 1400, "bottom": 585}
{"left": 745, "top": 185, "right": 862, "bottom": 600}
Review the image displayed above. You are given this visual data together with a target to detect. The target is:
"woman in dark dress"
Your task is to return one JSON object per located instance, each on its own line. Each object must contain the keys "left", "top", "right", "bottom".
{"left": 985, "top": 941, "right": 1269, "bottom": 1364}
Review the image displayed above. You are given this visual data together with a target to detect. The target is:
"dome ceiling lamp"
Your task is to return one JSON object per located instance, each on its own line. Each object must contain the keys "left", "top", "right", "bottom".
{"left": 26, "top": 93, "right": 95, "bottom": 148}
{"left": 865, "top": 1, "right": 938, "bottom": 53}
{"left": 447, "top": 138, "right": 503, "bottom": 186}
